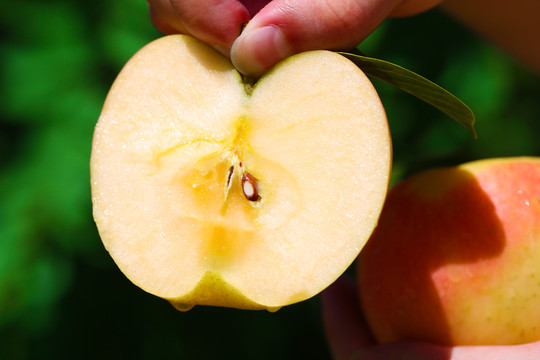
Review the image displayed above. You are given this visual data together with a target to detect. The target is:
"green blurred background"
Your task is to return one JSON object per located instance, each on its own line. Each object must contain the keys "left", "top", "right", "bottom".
{"left": 1, "top": 1, "right": 539, "bottom": 359}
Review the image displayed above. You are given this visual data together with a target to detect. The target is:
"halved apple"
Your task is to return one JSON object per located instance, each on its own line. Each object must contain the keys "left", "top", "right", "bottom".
{"left": 91, "top": 34, "right": 391, "bottom": 311}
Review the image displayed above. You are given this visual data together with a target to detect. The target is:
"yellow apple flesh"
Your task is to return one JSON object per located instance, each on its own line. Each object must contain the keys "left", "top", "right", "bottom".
{"left": 358, "top": 157, "right": 540, "bottom": 345}
{"left": 91, "top": 35, "right": 392, "bottom": 311}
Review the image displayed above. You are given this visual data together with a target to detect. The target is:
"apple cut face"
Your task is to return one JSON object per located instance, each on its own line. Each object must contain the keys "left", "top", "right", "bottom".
{"left": 91, "top": 34, "right": 391, "bottom": 311}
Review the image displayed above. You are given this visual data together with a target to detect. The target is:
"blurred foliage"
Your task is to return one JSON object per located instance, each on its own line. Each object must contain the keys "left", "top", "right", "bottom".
{"left": 0, "top": 0, "right": 539, "bottom": 359}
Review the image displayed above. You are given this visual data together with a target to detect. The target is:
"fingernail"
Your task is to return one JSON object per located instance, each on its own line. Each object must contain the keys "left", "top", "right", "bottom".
{"left": 231, "top": 25, "right": 289, "bottom": 77}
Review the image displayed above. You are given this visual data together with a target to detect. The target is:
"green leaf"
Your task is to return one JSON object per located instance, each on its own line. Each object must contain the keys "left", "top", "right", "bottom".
{"left": 340, "top": 51, "right": 477, "bottom": 138}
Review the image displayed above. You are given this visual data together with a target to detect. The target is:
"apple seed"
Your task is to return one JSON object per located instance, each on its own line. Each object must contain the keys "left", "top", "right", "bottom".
{"left": 226, "top": 165, "right": 234, "bottom": 188}
{"left": 242, "top": 172, "right": 260, "bottom": 201}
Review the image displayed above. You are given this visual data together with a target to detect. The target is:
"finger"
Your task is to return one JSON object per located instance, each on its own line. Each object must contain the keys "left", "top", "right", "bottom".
{"left": 230, "top": 0, "right": 402, "bottom": 76}
{"left": 173, "top": 0, "right": 251, "bottom": 48}
{"left": 321, "top": 277, "right": 376, "bottom": 360}
{"left": 147, "top": 0, "right": 189, "bottom": 34}
{"left": 359, "top": 340, "right": 540, "bottom": 360}
{"left": 148, "top": 0, "right": 251, "bottom": 54}
{"left": 449, "top": 341, "right": 540, "bottom": 360}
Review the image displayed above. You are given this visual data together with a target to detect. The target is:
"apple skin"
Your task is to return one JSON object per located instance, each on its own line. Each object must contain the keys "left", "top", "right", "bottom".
{"left": 357, "top": 157, "right": 540, "bottom": 346}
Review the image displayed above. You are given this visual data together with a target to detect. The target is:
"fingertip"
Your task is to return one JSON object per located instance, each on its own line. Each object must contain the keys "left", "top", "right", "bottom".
{"left": 230, "top": 24, "right": 290, "bottom": 77}
{"left": 208, "top": 45, "right": 229, "bottom": 59}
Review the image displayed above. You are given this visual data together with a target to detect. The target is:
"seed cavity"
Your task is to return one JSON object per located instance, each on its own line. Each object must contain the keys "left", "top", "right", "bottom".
{"left": 242, "top": 172, "right": 260, "bottom": 202}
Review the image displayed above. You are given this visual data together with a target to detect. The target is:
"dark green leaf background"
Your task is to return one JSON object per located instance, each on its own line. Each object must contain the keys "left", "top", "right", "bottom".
{"left": 1, "top": 1, "right": 539, "bottom": 359}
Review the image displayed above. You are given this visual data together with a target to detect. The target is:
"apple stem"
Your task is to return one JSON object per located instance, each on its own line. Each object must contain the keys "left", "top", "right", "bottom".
{"left": 242, "top": 75, "right": 256, "bottom": 95}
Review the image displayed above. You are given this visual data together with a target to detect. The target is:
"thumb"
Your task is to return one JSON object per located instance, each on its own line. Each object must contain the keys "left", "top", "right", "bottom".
{"left": 230, "top": 0, "right": 401, "bottom": 76}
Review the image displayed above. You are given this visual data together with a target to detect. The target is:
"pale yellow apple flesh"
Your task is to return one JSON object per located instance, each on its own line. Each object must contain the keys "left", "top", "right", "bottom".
{"left": 91, "top": 35, "right": 391, "bottom": 311}
{"left": 358, "top": 157, "right": 540, "bottom": 345}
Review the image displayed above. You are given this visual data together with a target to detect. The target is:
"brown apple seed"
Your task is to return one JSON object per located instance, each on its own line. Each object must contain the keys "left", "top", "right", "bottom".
{"left": 226, "top": 165, "right": 234, "bottom": 188}
{"left": 242, "top": 172, "right": 260, "bottom": 202}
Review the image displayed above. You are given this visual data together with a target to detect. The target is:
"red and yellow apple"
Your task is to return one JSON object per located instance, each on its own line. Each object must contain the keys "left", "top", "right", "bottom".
{"left": 90, "top": 35, "right": 392, "bottom": 311}
{"left": 358, "top": 157, "right": 540, "bottom": 345}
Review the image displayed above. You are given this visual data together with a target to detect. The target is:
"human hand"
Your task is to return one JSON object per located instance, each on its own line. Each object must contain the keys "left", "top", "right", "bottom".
{"left": 146, "top": 0, "right": 442, "bottom": 76}
{"left": 321, "top": 277, "right": 540, "bottom": 360}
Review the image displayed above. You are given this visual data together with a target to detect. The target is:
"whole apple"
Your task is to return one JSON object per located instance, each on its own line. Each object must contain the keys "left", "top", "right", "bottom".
{"left": 358, "top": 157, "right": 540, "bottom": 345}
